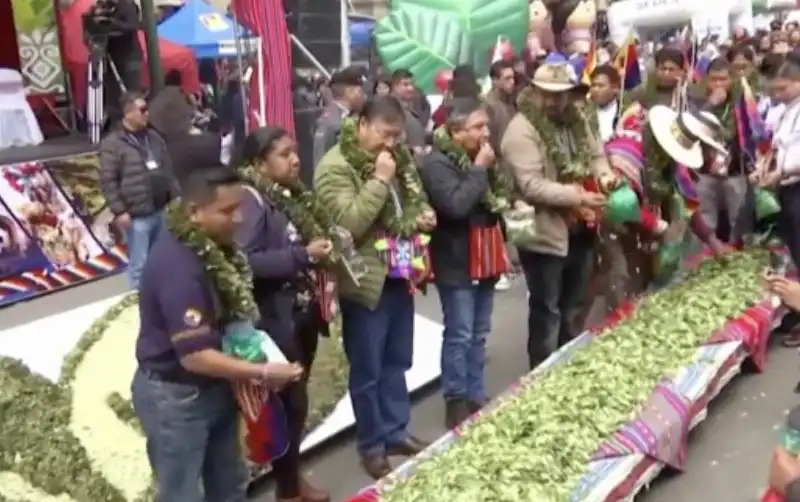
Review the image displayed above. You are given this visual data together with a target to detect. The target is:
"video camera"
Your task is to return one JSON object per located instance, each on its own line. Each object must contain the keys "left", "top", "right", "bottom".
{"left": 82, "top": 0, "right": 121, "bottom": 46}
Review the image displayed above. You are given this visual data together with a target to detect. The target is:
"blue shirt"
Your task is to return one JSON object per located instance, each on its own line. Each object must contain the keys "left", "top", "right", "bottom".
{"left": 135, "top": 229, "right": 223, "bottom": 384}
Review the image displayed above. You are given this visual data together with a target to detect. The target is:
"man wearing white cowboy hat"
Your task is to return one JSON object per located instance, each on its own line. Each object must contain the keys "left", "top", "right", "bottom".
{"left": 636, "top": 106, "right": 730, "bottom": 260}
{"left": 501, "top": 60, "right": 617, "bottom": 370}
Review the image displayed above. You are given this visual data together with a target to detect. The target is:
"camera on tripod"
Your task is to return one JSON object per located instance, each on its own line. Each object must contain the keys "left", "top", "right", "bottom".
{"left": 82, "top": 0, "right": 121, "bottom": 47}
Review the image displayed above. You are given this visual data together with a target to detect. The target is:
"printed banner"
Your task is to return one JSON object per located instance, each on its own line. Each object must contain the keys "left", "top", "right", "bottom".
{"left": 0, "top": 198, "right": 50, "bottom": 279}
{"left": 0, "top": 155, "right": 127, "bottom": 306}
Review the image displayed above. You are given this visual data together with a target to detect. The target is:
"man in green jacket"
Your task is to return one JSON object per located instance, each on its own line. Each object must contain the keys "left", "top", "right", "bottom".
{"left": 314, "top": 96, "right": 435, "bottom": 479}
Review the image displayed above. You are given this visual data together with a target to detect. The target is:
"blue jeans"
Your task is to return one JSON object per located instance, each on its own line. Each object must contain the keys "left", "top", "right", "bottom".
{"left": 436, "top": 282, "right": 494, "bottom": 402}
{"left": 131, "top": 369, "right": 249, "bottom": 502}
{"left": 340, "top": 279, "right": 414, "bottom": 456}
{"left": 126, "top": 212, "right": 164, "bottom": 289}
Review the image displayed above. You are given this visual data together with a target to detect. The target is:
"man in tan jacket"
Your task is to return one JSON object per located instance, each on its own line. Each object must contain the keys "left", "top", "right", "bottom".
{"left": 501, "top": 62, "right": 616, "bottom": 370}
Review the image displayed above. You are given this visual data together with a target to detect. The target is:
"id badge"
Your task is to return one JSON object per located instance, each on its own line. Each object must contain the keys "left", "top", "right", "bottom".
{"left": 145, "top": 159, "right": 159, "bottom": 171}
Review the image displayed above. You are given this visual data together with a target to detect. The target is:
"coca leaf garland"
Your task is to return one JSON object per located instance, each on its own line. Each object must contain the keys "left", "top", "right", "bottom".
{"left": 432, "top": 127, "right": 511, "bottom": 213}
{"left": 164, "top": 201, "right": 258, "bottom": 321}
{"left": 338, "top": 118, "right": 428, "bottom": 236}
{"left": 517, "top": 86, "right": 593, "bottom": 183}
{"left": 237, "top": 165, "right": 341, "bottom": 266}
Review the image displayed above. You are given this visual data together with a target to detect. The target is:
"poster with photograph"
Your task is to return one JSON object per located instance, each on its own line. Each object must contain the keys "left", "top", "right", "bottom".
{"left": 0, "top": 198, "right": 51, "bottom": 280}
{"left": 0, "top": 162, "right": 104, "bottom": 269}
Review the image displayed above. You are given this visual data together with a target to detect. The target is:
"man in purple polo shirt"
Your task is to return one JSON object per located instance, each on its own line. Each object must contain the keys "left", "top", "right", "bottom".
{"left": 131, "top": 166, "right": 302, "bottom": 502}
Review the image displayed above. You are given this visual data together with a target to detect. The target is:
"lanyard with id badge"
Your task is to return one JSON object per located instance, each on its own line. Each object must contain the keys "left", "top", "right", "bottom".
{"left": 130, "top": 134, "right": 159, "bottom": 171}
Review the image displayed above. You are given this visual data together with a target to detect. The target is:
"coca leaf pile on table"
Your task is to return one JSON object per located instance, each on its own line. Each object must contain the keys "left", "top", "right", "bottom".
{"left": 380, "top": 250, "right": 768, "bottom": 502}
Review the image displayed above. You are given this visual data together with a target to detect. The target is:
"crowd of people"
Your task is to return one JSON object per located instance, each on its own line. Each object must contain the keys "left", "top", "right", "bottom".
{"left": 91, "top": 16, "right": 800, "bottom": 502}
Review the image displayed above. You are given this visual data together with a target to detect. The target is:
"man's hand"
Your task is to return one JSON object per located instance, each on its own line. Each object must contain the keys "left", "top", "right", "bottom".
{"left": 580, "top": 191, "right": 606, "bottom": 209}
{"left": 513, "top": 200, "right": 532, "bottom": 211}
{"left": 375, "top": 151, "right": 397, "bottom": 182}
{"left": 262, "top": 362, "right": 304, "bottom": 390}
{"left": 305, "top": 238, "right": 332, "bottom": 260}
{"left": 598, "top": 173, "right": 621, "bottom": 193}
{"left": 707, "top": 87, "right": 727, "bottom": 106}
{"left": 115, "top": 213, "right": 132, "bottom": 231}
{"left": 708, "top": 237, "right": 734, "bottom": 258}
{"left": 748, "top": 167, "right": 765, "bottom": 185}
{"left": 765, "top": 275, "right": 800, "bottom": 311}
{"left": 760, "top": 168, "right": 784, "bottom": 188}
{"left": 416, "top": 209, "right": 437, "bottom": 232}
{"left": 769, "top": 447, "right": 800, "bottom": 494}
{"left": 474, "top": 142, "right": 496, "bottom": 168}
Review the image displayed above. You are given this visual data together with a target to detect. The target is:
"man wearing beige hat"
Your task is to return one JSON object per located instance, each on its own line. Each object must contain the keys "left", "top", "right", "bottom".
{"left": 501, "top": 61, "right": 617, "bottom": 370}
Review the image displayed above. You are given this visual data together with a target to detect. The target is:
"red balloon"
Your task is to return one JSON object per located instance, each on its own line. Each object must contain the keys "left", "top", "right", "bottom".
{"left": 434, "top": 69, "right": 453, "bottom": 92}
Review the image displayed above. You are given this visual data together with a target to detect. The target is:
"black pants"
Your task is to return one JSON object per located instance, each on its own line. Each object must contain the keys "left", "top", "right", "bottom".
{"left": 518, "top": 230, "right": 596, "bottom": 370}
{"left": 778, "top": 183, "right": 800, "bottom": 329}
{"left": 266, "top": 308, "right": 322, "bottom": 498}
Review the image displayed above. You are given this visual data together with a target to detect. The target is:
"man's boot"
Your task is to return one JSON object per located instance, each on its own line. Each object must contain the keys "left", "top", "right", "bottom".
{"left": 444, "top": 398, "right": 470, "bottom": 429}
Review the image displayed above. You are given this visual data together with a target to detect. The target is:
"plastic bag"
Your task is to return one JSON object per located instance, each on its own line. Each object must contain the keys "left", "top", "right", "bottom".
{"left": 503, "top": 206, "right": 536, "bottom": 247}
{"left": 222, "top": 320, "right": 287, "bottom": 363}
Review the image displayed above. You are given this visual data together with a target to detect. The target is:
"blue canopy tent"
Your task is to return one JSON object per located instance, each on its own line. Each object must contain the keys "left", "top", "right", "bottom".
{"left": 157, "top": 0, "right": 264, "bottom": 121}
{"left": 158, "top": 0, "right": 258, "bottom": 59}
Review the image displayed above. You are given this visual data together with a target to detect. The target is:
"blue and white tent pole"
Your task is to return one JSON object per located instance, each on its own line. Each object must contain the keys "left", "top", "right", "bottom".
{"left": 340, "top": 0, "right": 351, "bottom": 67}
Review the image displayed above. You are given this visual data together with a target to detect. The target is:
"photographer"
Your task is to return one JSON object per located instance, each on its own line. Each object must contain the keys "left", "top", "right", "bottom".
{"left": 85, "top": 0, "right": 143, "bottom": 120}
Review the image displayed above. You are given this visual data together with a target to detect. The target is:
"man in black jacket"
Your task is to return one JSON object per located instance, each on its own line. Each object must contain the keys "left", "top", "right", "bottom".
{"left": 420, "top": 99, "right": 507, "bottom": 428}
{"left": 99, "top": 92, "right": 179, "bottom": 288}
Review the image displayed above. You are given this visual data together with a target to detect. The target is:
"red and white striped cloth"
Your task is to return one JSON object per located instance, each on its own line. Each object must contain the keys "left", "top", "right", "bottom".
{"left": 232, "top": 0, "right": 295, "bottom": 135}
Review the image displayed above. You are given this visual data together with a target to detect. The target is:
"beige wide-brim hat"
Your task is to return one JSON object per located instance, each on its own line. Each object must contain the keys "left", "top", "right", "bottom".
{"left": 683, "top": 110, "right": 727, "bottom": 154}
{"left": 648, "top": 105, "right": 704, "bottom": 169}
{"left": 531, "top": 63, "right": 577, "bottom": 92}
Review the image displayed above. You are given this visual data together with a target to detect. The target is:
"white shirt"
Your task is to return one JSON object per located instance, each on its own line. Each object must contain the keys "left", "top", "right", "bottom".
{"left": 596, "top": 100, "right": 619, "bottom": 143}
{"left": 758, "top": 96, "right": 786, "bottom": 133}
{"left": 772, "top": 96, "right": 800, "bottom": 185}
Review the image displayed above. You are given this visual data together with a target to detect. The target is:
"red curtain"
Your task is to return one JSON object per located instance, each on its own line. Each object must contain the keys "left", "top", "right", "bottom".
{"left": 0, "top": 0, "right": 21, "bottom": 71}
{"left": 232, "top": 0, "right": 294, "bottom": 135}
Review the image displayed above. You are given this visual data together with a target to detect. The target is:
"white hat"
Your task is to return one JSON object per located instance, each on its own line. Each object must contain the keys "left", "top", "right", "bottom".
{"left": 531, "top": 63, "right": 577, "bottom": 92}
{"left": 647, "top": 105, "right": 704, "bottom": 169}
{"left": 680, "top": 110, "right": 727, "bottom": 154}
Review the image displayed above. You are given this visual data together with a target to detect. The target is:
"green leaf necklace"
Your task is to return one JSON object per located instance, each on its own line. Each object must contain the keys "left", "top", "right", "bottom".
{"left": 432, "top": 127, "right": 511, "bottom": 213}
{"left": 164, "top": 201, "right": 258, "bottom": 321}
{"left": 338, "top": 117, "right": 427, "bottom": 236}
{"left": 517, "top": 86, "right": 593, "bottom": 183}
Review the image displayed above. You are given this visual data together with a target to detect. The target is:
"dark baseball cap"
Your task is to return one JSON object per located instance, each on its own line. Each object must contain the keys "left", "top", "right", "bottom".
{"left": 330, "top": 66, "right": 364, "bottom": 87}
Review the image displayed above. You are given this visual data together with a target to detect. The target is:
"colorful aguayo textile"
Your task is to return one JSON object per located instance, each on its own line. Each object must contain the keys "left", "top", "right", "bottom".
{"left": 346, "top": 249, "right": 774, "bottom": 502}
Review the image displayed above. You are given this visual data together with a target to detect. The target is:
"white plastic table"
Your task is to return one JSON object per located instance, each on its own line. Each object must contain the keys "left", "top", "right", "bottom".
{"left": 0, "top": 68, "right": 44, "bottom": 149}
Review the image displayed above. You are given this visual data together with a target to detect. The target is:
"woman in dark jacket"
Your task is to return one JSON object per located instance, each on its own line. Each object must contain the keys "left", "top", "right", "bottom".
{"left": 234, "top": 127, "right": 333, "bottom": 502}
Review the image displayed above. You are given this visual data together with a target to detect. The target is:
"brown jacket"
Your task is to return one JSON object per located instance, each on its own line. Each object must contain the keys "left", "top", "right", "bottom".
{"left": 484, "top": 89, "right": 516, "bottom": 151}
{"left": 501, "top": 112, "right": 612, "bottom": 257}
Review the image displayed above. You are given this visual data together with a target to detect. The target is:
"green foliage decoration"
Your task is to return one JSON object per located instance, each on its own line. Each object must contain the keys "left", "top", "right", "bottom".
{"left": 379, "top": 250, "right": 768, "bottom": 502}
{"left": 374, "top": 0, "right": 529, "bottom": 93}
{"left": 0, "top": 291, "right": 349, "bottom": 501}
{"left": 12, "top": 0, "right": 55, "bottom": 34}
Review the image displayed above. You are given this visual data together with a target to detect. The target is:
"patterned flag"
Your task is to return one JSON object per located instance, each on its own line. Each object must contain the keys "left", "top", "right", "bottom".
{"left": 232, "top": 0, "right": 294, "bottom": 135}
{"left": 734, "top": 76, "right": 771, "bottom": 163}
{"left": 234, "top": 382, "right": 291, "bottom": 465}
{"left": 612, "top": 34, "right": 641, "bottom": 90}
{"left": 581, "top": 37, "right": 597, "bottom": 87}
